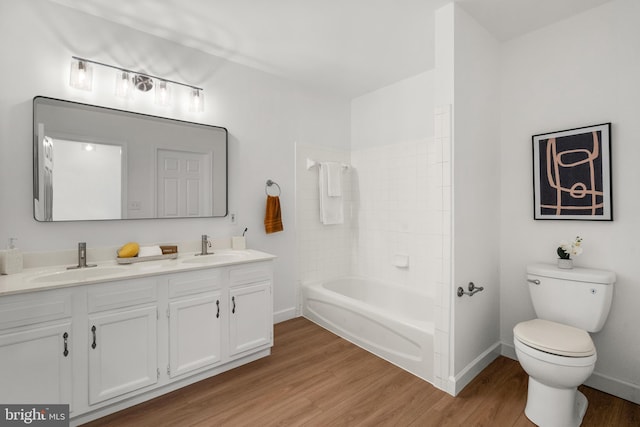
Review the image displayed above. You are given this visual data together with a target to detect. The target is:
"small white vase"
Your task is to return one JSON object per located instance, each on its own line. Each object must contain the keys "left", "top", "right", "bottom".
{"left": 557, "top": 258, "right": 573, "bottom": 269}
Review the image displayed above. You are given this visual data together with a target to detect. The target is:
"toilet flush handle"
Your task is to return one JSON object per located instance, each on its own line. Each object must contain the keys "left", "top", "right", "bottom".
{"left": 527, "top": 279, "right": 541, "bottom": 285}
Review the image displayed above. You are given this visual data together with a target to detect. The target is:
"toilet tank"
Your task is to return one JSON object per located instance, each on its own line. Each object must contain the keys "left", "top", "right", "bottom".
{"left": 526, "top": 263, "right": 615, "bottom": 332}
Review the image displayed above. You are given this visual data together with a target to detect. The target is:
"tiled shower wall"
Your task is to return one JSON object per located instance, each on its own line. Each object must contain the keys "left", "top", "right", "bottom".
{"left": 351, "top": 138, "right": 435, "bottom": 288}
{"left": 295, "top": 105, "right": 450, "bottom": 295}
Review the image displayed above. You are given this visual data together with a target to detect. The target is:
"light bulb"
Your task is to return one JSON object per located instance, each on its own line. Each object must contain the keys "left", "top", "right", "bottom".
{"left": 115, "top": 71, "right": 132, "bottom": 98}
{"left": 69, "top": 59, "right": 93, "bottom": 91}
{"left": 189, "top": 88, "right": 204, "bottom": 113}
{"left": 155, "top": 80, "right": 171, "bottom": 106}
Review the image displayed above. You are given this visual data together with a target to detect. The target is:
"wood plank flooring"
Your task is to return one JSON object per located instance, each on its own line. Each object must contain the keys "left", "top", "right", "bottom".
{"left": 83, "top": 317, "right": 639, "bottom": 426}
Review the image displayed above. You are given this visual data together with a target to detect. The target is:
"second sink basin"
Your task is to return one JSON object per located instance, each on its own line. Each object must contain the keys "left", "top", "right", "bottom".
{"left": 28, "top": 266, "right": 127, "bottom": 284}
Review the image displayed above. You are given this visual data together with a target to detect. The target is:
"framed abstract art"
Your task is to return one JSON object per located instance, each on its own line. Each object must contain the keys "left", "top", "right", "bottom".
{"left": 532, "top": 123, "right": 612, "bottom": 220}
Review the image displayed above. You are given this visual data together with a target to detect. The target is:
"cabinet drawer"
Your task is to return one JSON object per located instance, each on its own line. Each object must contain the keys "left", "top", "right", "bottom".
{"left": 229, "top": 264, "right": 272, "bottom": 286}
{"left": 0, "top": 290, "right": 72, "bottom": 330}
{"left": 87, "top": 278, "right": 157, "bottom": 313}
{"left": 168, "top": 269, "right": 222, "bottom": 299}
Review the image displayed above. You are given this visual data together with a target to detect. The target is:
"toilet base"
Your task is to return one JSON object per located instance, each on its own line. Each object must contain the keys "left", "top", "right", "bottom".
{"left": 524, "top": 377, "right": 588, "bottom": 427}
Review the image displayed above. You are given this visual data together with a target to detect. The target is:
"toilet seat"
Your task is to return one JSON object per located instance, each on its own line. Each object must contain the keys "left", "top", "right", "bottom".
{"left": 514, "top": 319, "right": 595, "bottom": 357}
{"left": 514, "top": 336, "right": 596, "bottom": 367}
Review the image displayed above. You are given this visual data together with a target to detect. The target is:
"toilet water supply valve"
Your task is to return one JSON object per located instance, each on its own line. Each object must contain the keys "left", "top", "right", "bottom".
{"left": 457, "top": 282, "right": 484, "bottom": 297}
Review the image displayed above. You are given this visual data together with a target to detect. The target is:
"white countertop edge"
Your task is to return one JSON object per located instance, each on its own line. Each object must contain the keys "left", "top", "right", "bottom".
{"left": 0, "top": 249, "right": 277, "bottom": 297}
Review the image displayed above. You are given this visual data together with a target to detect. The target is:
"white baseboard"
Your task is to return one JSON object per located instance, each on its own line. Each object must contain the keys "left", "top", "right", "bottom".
{"left": 585, "top": 372, "right": 640, "bottom": 405}
{"left": 501, "top": 341, "right": 639, "bottom": 405}
{"left": 500, "top": 341, "right": 517, "bottom": 360}
{"left": 450, "top": 341, "right": 501, "bottom": 396}
{"left": 274, "top": 307, "right": 297, "bottom": 324}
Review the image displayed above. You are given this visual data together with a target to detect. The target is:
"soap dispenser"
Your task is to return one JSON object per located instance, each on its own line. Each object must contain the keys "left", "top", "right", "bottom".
{"left": 0, "top": 238, "right": 23, "bottom": 275}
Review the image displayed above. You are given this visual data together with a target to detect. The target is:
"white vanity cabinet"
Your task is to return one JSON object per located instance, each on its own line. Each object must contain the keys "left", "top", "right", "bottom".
{"left": 0, "top": 255, "right": 274, "bottom": 426}
{"left": 0, "top": 289, "right": 73, "bottom": 406}
{"left": 167, "top": 269, "right": 223, "bottom": 378}
{"left": 86, "top": 278, "right": 159, "bottom": 405}
{"left": 228, "top": 265, "right": 273, "bottom": 358}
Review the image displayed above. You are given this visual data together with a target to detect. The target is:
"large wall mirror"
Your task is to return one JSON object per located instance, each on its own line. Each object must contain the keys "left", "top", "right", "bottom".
{"left": 33, "top": 97, "right": 227, "bottom": 221}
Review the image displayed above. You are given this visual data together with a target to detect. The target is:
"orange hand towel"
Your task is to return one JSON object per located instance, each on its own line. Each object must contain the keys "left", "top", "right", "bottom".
{"left": 264, "top": 195, "right": 284, "bottom": 234}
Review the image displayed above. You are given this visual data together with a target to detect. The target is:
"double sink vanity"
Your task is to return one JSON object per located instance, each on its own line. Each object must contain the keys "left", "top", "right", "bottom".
{"left": 0, "top": 248, "right": 275, "bottom": 425}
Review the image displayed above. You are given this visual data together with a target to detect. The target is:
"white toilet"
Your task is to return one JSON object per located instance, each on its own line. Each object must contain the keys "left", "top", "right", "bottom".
{"left": 514, "top": 263, "right": 615, "bottom": 427}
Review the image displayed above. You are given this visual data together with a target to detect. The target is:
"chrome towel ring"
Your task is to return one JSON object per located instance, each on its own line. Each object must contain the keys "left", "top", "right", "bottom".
{"left": 265, "top": 179, "right": 281, "bottom": 196}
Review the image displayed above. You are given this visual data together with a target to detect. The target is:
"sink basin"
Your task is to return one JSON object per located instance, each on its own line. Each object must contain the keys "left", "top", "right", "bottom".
{"left": 28, "top": 266, "right": 127, "bottom": 284}
{"left": 181, "top": 251, "right": 250, "bottom": 265}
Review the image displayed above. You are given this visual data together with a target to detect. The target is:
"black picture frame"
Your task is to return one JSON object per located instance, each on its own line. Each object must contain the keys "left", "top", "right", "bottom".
{"left": 532, "top": 123, "right": 612, "bottom": 220}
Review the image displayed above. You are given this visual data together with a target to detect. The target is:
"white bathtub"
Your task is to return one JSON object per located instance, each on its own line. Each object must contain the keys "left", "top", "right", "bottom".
{"left": 302, "top": 276, "right": 434, "bottom": 382}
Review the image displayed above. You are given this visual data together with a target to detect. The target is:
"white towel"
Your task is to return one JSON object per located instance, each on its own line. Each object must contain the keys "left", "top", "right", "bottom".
{"left": 319, "top": 162, "right": 343, "bottom": 225}
{"left": 325, "top": 162, "right": 342, "bottom": 197}
{"left": 138, "top": 245, "right": 162, "bottom": 257}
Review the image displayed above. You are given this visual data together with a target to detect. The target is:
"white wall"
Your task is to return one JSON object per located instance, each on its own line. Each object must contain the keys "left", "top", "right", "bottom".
{"left": 0, "top": 0, "right": 350, "bottom": 322}
{"left": 351, "top": 71, "right": 434, "bottom": 150}
{"left": 436, "top": 3, "right": 502, "bottom": 394}
{"left": 499, "top": 0, "right": 640, "bottom": 403}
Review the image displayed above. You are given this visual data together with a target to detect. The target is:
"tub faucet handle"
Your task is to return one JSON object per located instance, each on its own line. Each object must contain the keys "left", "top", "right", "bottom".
{"left": 457, "top": 282, "right": 485, "bottom": 297}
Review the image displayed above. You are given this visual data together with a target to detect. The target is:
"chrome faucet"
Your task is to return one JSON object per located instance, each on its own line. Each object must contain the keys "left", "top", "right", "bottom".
{"left": 197, "top": 234, "right": 213, "bottom": 256}
{"left": 67, "top": 242, "right": 97, "bottom": 269}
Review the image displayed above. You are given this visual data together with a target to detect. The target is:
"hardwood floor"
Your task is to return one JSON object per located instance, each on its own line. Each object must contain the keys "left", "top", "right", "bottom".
{"left": 83, "top": 317, "right": 639, "bottom": 426}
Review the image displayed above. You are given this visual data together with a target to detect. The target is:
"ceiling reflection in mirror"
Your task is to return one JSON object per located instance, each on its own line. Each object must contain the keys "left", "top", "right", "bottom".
{"left": 33, "top": 97, "right": 227, "bottom": 221}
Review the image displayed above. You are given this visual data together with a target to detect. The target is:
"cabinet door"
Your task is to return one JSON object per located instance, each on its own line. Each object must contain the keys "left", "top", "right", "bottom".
{"left": 88, "top": 306, "right": 157, "bottom": 405}
{"left": 0, "top": 322, "right": 72, "bottom": 405}
{"left": 168, "top": 292, "right": 222, "bottom": 378}
{"left": 229, "top": 282, "right": 272, "bottom": 357}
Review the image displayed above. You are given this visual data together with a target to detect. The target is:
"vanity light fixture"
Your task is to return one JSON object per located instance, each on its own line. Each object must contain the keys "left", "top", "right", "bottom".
{"left": 68, "top": 56, "right": 204, "bottom": 111}
{"left": 69, "top": 58, "right": 93, "bottom": 91}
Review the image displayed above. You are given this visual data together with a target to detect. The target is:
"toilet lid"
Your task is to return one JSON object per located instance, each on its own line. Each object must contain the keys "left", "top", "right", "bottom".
{"left": 514, "top": 319, "right": 595, "bottom": 357}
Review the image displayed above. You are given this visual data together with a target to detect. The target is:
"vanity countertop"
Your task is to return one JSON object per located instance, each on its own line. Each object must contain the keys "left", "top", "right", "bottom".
{"left": 0, "top": 249, "right": 276, "bottom": 297}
